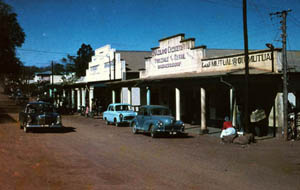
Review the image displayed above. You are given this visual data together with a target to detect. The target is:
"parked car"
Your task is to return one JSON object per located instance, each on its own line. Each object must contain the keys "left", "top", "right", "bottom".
{"left": 19, "top": 101, "right": 63, "bottom": 132}
{"left": 130, "top": 105, "right": 185, "bottom": 138}
{"left": 103, "top": 103, "right": 137, "bottom": 126}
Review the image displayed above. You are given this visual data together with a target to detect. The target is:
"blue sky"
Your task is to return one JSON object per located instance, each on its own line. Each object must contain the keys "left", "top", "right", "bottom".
{"left": 4, "top": 0, "right": 300, "bottom": 67}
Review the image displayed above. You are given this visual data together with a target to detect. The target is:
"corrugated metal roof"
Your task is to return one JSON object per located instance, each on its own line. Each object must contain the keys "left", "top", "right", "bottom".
{"left": 116, "top": 51, "right": 151, "bottom": 72}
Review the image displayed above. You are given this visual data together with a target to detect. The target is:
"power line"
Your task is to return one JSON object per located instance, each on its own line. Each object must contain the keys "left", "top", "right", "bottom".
{"left": 17, "top": 48, "right": 74, "bottom": 55}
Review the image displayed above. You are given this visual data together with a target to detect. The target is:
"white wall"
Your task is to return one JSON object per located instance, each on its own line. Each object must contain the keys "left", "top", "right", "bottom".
{"left": 140, "top": 35, "right": 205, "bottom": 78}
{"left": 86, "top": 45, "right": 126, "bottom": 82}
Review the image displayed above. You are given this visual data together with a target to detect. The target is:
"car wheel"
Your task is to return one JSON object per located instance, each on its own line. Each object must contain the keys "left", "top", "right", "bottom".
{"left": 105, "top": 118, "right": 109, "bottom": 125}
{"left": 150, "top": 125, "right": 157, "bottom": 138}
{"left": 20, "top": 121, "right": 24, "bottom": 129}
{"left": 132, "top": 122, "right": 138, "bottom": 134}
{"left": 114, "top": 119, "right": 119, "bottom": 127}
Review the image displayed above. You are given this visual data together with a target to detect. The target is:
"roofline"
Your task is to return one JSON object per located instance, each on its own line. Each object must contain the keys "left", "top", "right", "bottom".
{"left": 159, "top": 33, "right": 185, "bottom": 42}
{"left": 115, "top": 50, "right": 151, "bottom": 53}
{"left": 203, "top": 48, "right": 282, "bottom": 61}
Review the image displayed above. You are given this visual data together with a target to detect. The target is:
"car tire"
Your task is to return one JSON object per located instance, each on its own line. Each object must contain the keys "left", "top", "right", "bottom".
{"left": 150, "top": 125, "right": 157, "bottom": 138}
{"left": 20, "top": 121, "right": 24, "bottom": 129}
{"left": 131, "top": 122, "right": 138, "bottom": 134}
{"left": 114, "top": 119, "right": 119, "bottom": 127}
{"left": 104, "top": 118, "right": 109, "bottom": 125}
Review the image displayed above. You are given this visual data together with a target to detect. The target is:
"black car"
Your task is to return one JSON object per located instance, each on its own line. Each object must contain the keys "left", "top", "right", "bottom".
{"left": 19, "top": 101, "right": 63, "bottom": 132}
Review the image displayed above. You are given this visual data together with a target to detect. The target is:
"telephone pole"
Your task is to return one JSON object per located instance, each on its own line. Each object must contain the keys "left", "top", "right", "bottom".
{"left": 243, "top": 0, "right": 250, "bottom": 133}
{"left": 270, "top": 9, "right": 292, "bottom": 140}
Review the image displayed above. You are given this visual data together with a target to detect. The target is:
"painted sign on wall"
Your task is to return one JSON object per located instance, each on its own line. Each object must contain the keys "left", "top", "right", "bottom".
{"left": 140, "top": 34, "right": 205, "bottom": 78}
{"left": 201, "top": 50, "right": 281, "bottom": 73}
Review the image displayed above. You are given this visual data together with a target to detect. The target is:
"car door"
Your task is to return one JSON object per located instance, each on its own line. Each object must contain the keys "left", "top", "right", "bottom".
{"left": 136, "top": 107, "right": 146, "bottom": 130}
{"left": 107, "top": 105, "right": 115, "bottom": 122}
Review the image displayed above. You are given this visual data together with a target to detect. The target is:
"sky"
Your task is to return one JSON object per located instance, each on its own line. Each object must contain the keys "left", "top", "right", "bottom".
{"left": 4, "top": 0, "right": 300, "bottom": 67}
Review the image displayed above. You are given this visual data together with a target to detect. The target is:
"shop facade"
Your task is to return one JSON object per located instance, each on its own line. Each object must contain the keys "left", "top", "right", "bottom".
{"left": 111, "top": 33, "right": 297, "bottom": 135}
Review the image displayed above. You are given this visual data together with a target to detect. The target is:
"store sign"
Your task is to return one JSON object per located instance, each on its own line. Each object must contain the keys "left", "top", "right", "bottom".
{"left": 140, "top": 34, "right": 205, "bottom": 78}
{"left": 202, "top": 52, "right": 272, "bottom": 71}
{"left": 153, "top": 44, "right": 187, "bottom": 69}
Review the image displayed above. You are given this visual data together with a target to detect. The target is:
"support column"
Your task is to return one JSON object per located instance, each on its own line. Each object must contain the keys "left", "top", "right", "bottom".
{"left": 71, "top": 89, "right": 75, "bottom": 109}
{"left": 81, "top": 88, "right": 86, "bottom": 107}
{"left": 89, "top": 86, "right": 94, "bottom": 112}
{"left": 230, "top": 88, "right": 234, "bottom": 121}
{"left": 296, "top": 91, "right": 300, "bottom": 109}
{"left": 200, "top": 88, "right": 207, "bottom": 133}
{"left": 128, "top": 87, "right": 132, "bottom": 104}
{"left": 77, "top": 88, "right": 81, "bottom": 111}
{"left": 49, "top": 89, "right": 52, "bottom": 98}
{"left": 146, "top": 87, "right": 151, "bottom": 105}
{"left": 232, "top": 98, "right": 237, "bottom": 127}
{"left": 112, "top": 90, "right": 116, "bottom": 104}
{"left": 175, "top": 88, "right": 180, "bottom": 121}
{"left": 120, "top": 88, "right": 123, "bottom": 103}
{"left": 63, "top": 89, "right": 66, "bottom": 98}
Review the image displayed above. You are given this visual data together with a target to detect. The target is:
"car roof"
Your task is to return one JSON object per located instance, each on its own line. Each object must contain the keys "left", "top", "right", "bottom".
{"left": 27, "top": 101, "right": 51, "bottom": 105}
{"left": 140, "top": 105, "right": 169, "bottom": 109}
{"left": 109, "top": 103, "right": 131, "bottom": 106}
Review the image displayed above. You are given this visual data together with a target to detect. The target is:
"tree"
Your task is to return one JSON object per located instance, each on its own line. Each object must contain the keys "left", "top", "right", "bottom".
{"left": 0, "top": 0, "right": 25, "bottom": 74}
{"left": 61, "top": 54, "right": 76, "bottom": 73}
{"left": 74, "top": 43, "right": 94, "bottom": 77}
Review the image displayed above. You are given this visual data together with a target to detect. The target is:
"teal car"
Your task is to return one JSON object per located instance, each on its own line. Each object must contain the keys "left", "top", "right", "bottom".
{"left": 103, "top": 103, "right": 137, "bottom": 126}
{"left": 130, "top": 105, "right": 185, "bottom": 138}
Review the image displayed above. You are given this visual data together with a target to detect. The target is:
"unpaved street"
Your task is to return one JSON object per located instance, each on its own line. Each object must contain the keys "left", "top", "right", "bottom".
{"left": 0, "top": 90, "right": 300, "bottom": 190}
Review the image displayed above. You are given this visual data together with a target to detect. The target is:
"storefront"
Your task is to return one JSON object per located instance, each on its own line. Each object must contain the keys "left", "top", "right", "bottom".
{"left": 109, "top": 33, "right": 290, "bottom": 135}
{"left": 84, "top": 44, "right": 151, "bottom": 111}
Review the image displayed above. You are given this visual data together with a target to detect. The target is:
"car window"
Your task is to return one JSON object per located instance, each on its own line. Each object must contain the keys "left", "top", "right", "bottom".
{"left": 115, "top": 105, "right": 132, "bottom": 111}
{"left": 26, "top": 103, "right": 54, "bottom": 113}
{"left": 150, "top": 108, "right": 171, "bottom": 116}
{"left": 138, "top": 107, "right": 145, "bottom": 115}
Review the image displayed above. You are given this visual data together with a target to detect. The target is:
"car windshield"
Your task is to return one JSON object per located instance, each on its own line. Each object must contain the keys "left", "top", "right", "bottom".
{"left": 115, "top": 105, "right": 132, "bottom": 111}
{"left": 150, "top": 107, "right": 171, "bottom": 116}
{"left": 28, "top": 103, "right": 54, "bottom": 113}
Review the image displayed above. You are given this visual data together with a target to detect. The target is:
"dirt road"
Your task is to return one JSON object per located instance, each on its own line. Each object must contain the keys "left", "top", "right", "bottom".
{"left": 0, "top": 89, "right": 300, "bottom": 190}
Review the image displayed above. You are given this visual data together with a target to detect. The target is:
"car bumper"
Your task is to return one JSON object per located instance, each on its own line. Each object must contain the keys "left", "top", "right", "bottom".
{"left": 155, "top": 128, "right": 185, "bottom": 133}
{"left": 26, "top": 124, "right": 63, "bottom": 128}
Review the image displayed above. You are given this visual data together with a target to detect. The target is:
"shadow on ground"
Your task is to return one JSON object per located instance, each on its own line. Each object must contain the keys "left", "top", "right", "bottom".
{"left": 0, "top": 114, "right": 17, "bottom": 124}
{"left": 144, "top": 133, "right": 194, "bottom": 139}
{"left": 27, "top": 126, "right": 76, "bottom": 134}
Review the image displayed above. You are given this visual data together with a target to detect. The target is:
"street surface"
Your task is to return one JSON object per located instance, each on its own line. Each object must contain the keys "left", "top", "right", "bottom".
{"left": 0, "top": 89, "right": 300, "bottom": 190}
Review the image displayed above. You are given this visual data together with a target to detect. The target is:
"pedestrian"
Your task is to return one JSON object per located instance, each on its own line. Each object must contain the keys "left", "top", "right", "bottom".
{"left": 220, "top": 116, "right": 236, "bottom": 138}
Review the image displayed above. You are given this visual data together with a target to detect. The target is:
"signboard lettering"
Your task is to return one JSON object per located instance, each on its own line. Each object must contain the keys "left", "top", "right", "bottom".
{"left": 202, "top": 52, "right": 272, "bottom": 69}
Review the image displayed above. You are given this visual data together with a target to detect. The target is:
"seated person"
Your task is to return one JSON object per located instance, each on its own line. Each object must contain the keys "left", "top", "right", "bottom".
{"left": 220, "top": 116, "right": 236, "bottom": 138}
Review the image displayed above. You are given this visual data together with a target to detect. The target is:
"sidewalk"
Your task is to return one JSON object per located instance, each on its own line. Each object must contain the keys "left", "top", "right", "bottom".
{"left": 184, "top": 124, "right": 222, "bottom": 137}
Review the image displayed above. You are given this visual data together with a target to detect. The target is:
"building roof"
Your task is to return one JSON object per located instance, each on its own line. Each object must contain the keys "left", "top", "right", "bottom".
{"left": 116, "top": 50, "right": 151, "bottom": 72}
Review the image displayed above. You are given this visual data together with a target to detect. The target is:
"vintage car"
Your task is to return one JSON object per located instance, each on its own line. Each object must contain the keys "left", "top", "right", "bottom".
{"left": 103, "top": 103, "right": 137, "bottom": 126}
{"left": 130, "top": 105, "right": 185, "bottom": 138}
{"left": 19, "top": 101, "right": 63, "bottom": 132}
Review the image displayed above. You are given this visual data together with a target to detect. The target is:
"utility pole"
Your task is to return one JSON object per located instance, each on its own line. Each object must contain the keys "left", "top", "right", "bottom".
{"left": 51, "top": 61, "right": 54, "bottom": 98}
{"left": 270, "top": 9, "right": 291, "bottom": 140}
{"left": 243, "top": 0, "right": 250, "bottom": 133}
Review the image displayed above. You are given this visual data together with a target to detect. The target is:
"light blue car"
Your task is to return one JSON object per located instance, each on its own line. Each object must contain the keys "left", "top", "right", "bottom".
{"left": 130, "top": 105, "right": 185, "bottom": 138}
{"left": 103, "top": 103, "right": 137, "bottom": 126}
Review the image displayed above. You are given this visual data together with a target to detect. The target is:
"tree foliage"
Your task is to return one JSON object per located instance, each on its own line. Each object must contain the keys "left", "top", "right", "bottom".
{"left": 0, "top": 0, "right": 25, "bottom": 74}
{"left": 74, "top": 43, "right": 94, "bottom": 77}
{"left": 61, "top": 54, "right": 76, "bottom": 73}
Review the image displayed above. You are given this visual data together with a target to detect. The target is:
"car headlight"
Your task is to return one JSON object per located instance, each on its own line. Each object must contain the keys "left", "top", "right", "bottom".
{"left": 27, "top": 115, "right": 32, "bottom": 123}
{"left": 157, "top": 121, "right": 163, "bottom": 128}
{"left": 56, "top": 115, "right": 61, "bottom": 124}
{"left": 119, "top": 114, "right": 123, "bottom": 121}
